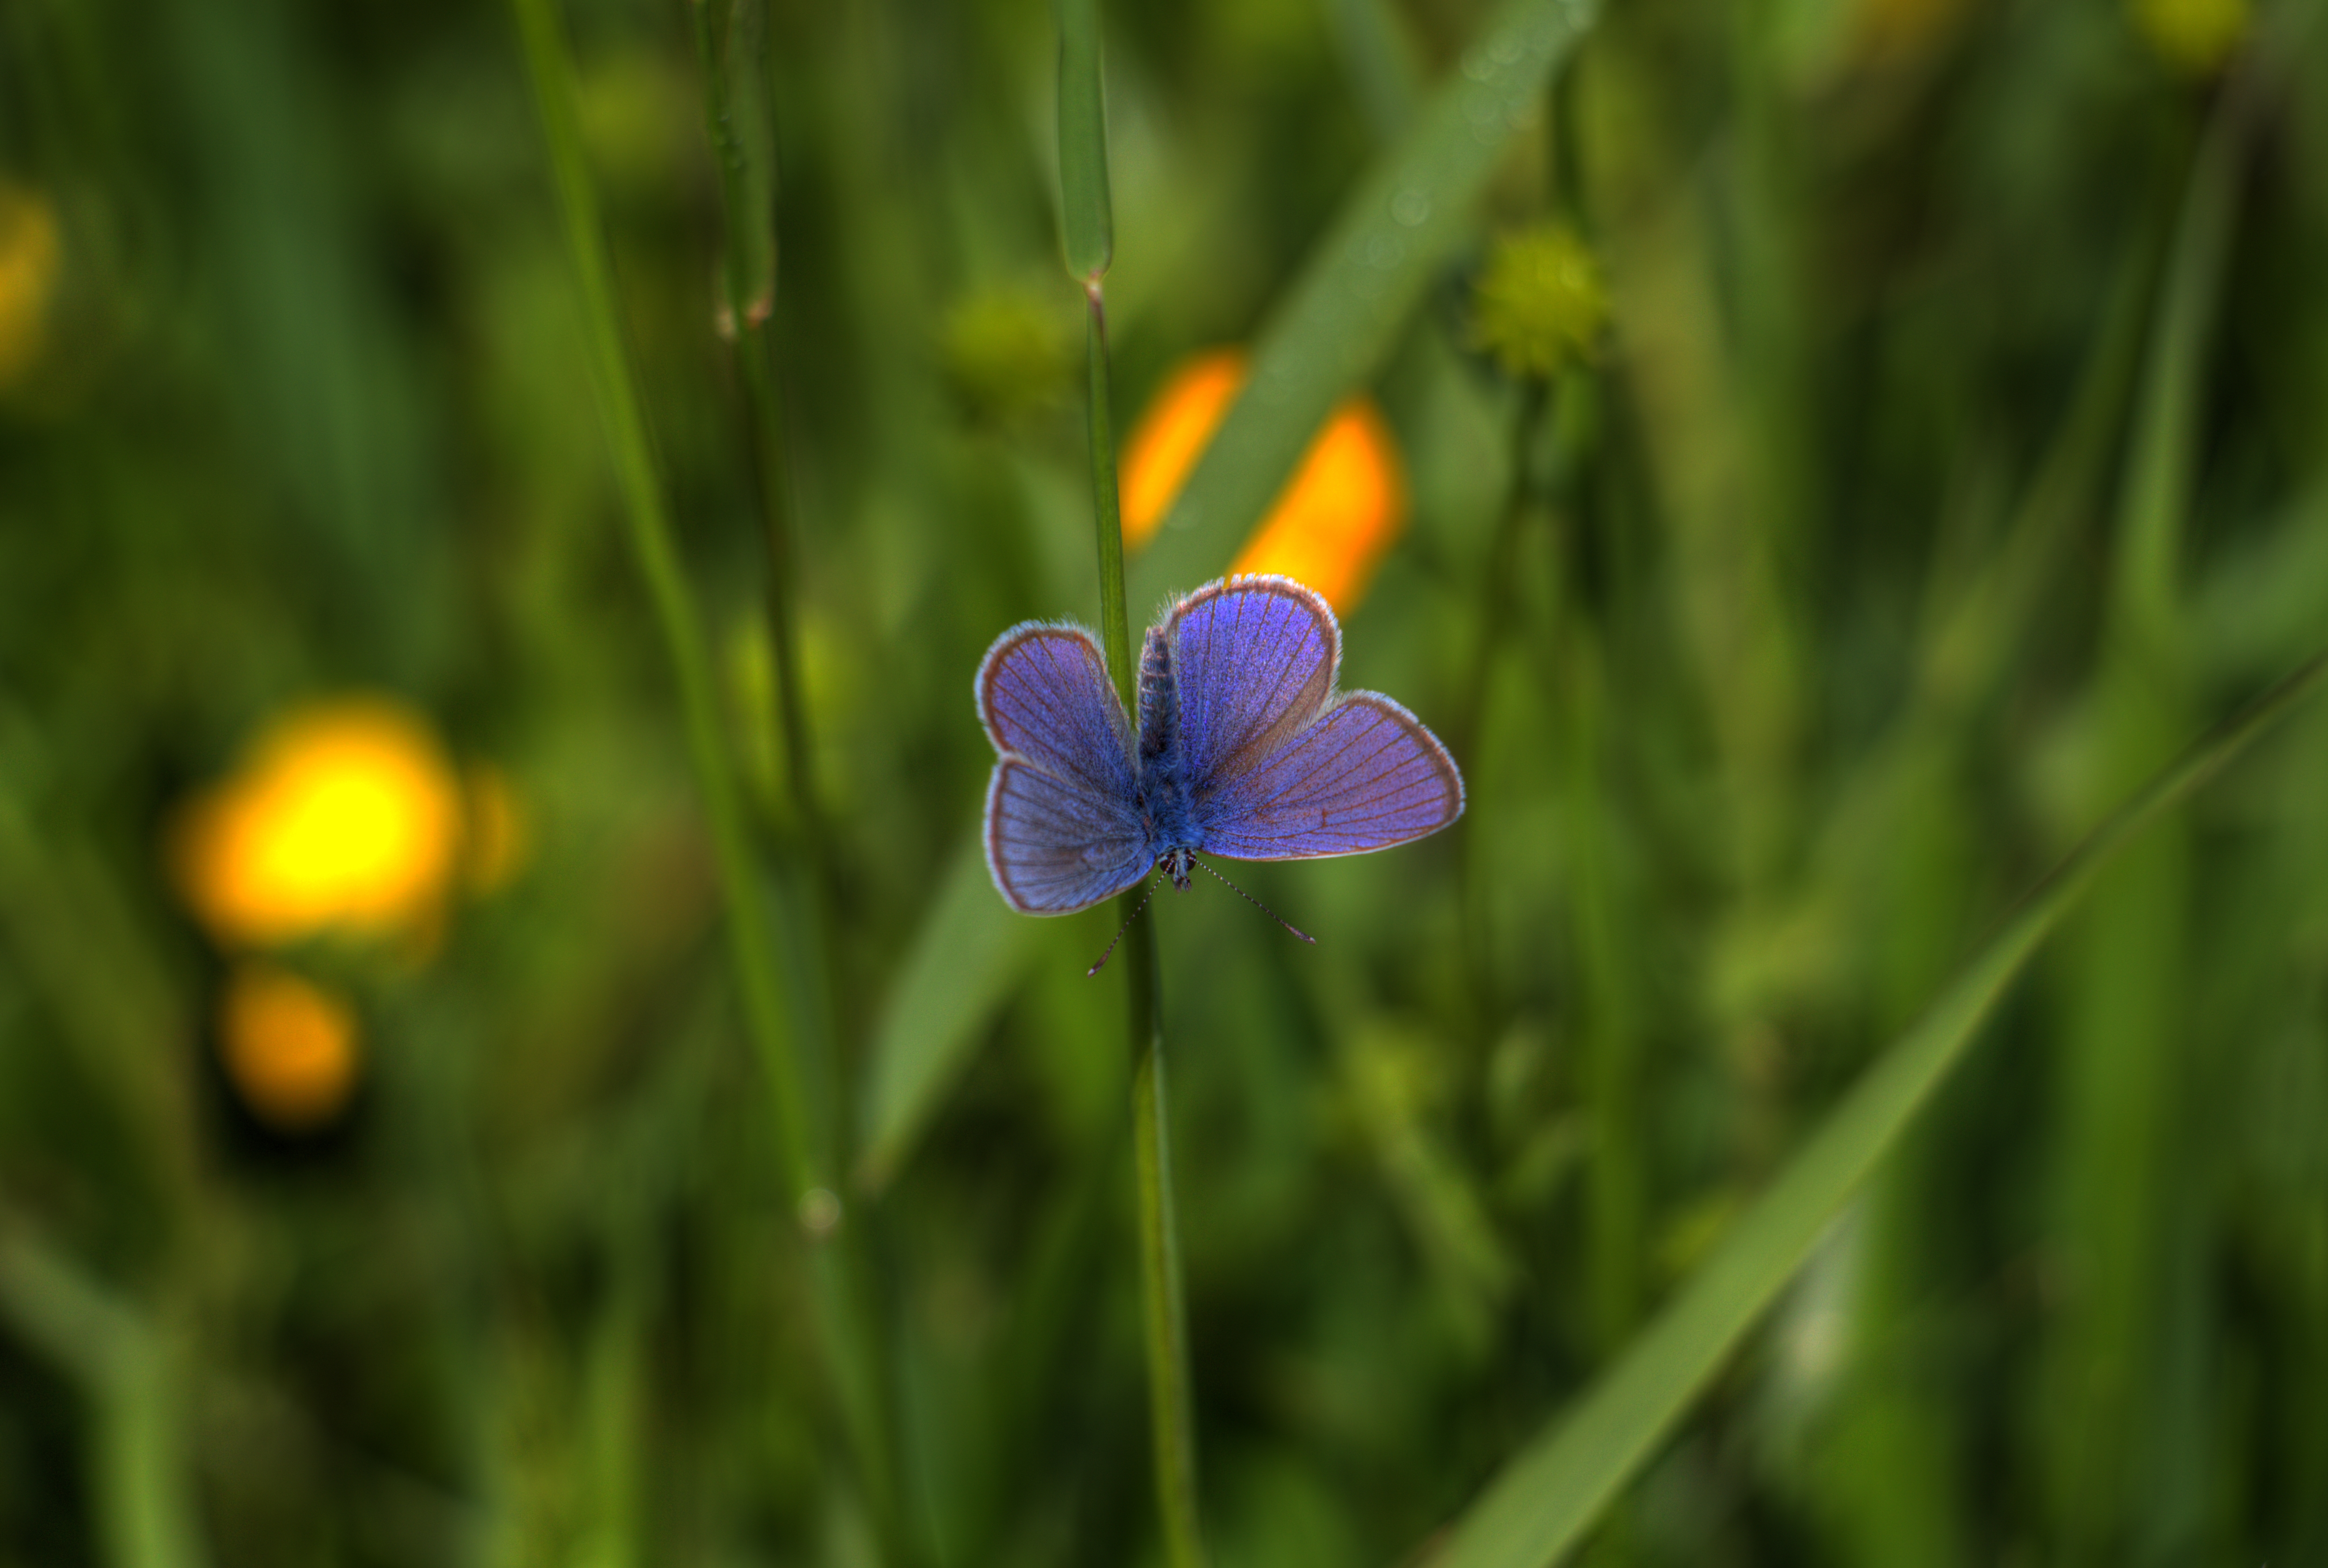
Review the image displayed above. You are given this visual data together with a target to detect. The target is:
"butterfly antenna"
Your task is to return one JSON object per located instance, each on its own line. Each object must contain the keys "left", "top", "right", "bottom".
{"left": 1194, "top": 858, "right": 1315, "bottom": 946}
{"left": 1087, "top": 881, "right": 1161, "bottom": 977}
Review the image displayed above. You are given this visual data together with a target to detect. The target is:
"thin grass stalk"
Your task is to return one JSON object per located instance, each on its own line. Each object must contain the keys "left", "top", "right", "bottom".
{"left": 1535, "top": 64, "right": 1642, "bottom": 1392}
{"left": 508, "top": 0, "right": 912, "bottom": 1553}
{"left": 1451, "top": 380, "right": 1549, "bottom": 1032}
{"left": 688, "top": 0, "right": 820, "bottom": 843}
{"left": 682, "top": 27, "right": 912, "bottom": 1550}
{"left": 1085, "top": 274, "right": 1207, "bottom": 1568}
{"left": 1059, "top": 0, "right": 1206, "bottom": 1556}
{"left": 1565, "top": 626, "right": 1636, "bottom": 1356}
{"left": 1534, "top": 367, "right": 1640, "bottom": 1567}
{"left": 1127, "top": 893, "right": 1202, "bottom": 1568}
{"left": 2048, "top": 53, "right": 2273, "bottom": 1551}
{"left": 1565, "top": 624, "right": 1641, "bottom": 1568}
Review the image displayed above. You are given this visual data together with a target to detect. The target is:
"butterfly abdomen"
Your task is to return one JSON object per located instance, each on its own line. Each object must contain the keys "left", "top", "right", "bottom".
{"left": 1136, "top": 627, "right": 1177, "bottom": 766}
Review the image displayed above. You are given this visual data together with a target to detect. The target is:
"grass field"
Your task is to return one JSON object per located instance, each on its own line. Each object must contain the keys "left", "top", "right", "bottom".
{"left": 3, "top": 0, "right": 2327, "bottom": 1563}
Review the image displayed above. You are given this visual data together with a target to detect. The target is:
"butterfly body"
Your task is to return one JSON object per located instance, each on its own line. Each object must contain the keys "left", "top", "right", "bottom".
{"left": 1133, "top": 626, "right": 1205, "bottom": 890}
{"left": 977, "top": 575, "right": 1463, "bottom": 917}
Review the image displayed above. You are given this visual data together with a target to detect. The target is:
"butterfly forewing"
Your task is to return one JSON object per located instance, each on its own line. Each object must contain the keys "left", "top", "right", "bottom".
{"left": 978, "top": 626, "right": 1138, "bottom": 802}
{"left": 1193, "top": 692, "right": 1463, "bottom": 861}
{"left": 1165, "top": 577, "right": 1339, "bottom": 795}
{"left": 978, "top": 624, "right": 1152, "bottom": 914}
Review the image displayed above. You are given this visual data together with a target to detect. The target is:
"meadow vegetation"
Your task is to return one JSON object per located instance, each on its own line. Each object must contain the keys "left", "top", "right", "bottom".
{"left": 1, "top": 0, "right": 2326, "bottom": 1562}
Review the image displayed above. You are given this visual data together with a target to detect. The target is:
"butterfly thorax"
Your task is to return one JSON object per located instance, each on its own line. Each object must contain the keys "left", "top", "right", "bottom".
{"left": 1136, "top": 627, "right": 1202, "bottom": 888}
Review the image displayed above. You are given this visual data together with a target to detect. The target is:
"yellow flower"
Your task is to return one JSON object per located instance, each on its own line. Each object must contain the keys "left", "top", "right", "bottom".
{"left": 0, "top": 185, "right": 61, "bottom": 390}
{"left": 172, "top": 699, "right": 465, "bottom": 947}
{"left": 1470, "top": 223, "right": 1607, "bottom": 381}
{"left": 218, "top": 964, "right": 361, "bottom": 1131}
{"left": 1119, "top": 349, "right": 1408, "bottom": 614}
{"left": 2130, "top": 0, "right": 2248, "bottom": 74}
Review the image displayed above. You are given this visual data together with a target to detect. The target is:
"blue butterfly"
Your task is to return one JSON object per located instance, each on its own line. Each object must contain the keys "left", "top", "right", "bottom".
{"left": 976, "top": 575, "right": 1464, "bottom": 916}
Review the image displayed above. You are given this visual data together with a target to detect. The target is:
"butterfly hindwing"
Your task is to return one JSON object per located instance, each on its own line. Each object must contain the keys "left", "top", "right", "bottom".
{"left": 977, "top": 624, "right": 1152, "bottom": 914}
{"left": 985, "top": 759, "right": 1152, "bottom": 913}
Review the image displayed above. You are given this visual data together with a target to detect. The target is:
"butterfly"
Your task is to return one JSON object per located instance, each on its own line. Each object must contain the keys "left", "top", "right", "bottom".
{"left": 975, "top": 574, "right": 1465, "bottom": 917}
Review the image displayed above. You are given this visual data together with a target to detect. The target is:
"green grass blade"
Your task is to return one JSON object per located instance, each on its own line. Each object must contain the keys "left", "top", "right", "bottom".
{"left": 1323, "top": 0, "right": 1425, "bottom": 141}
{"left": 1056, "top": 0, "right": 1112, "bottom": 283}
{"left": 1429, "top": 648, "right": 2328, "bottom": 1568}
{"left": 1131, "top": 0, "right": 1598, "bottom": 603}
{"left": 0, "top": 1229, "right": 207, "bottom": 1568}
{"left": 856, "top": 830, "right": 1038, "bottom": 1191}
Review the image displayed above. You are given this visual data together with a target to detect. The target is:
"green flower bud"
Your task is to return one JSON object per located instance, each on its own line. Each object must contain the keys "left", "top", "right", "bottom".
{"left": 1470, "top": 223, "right": 1608, "bottom": 382}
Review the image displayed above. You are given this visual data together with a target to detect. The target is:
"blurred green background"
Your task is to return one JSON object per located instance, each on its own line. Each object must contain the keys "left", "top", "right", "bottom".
{"left": 3, "top": 0, "right": 2328, "bottom": 1562}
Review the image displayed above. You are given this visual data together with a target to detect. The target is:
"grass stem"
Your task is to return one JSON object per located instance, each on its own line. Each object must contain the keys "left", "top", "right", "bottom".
{"left": 510, "top": 0, "right": 911, "bottom": 1554}
{"left": 1085, "top": 278, "right": 1208, "bottom": 1568}
{"left": 1452, "top": 380, "right": 1549, "bottom": 1033}
{"left": 687, "top": 0, "right": 821, "bottom": 847}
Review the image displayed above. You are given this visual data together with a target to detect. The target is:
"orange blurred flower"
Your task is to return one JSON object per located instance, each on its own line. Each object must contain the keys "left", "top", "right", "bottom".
{"left": 218, "top": 964, "right": 361, "bottom": 1131}
{"left": 172, "top": 699, "right": 466, "bottom": 948}
{"left": 1122, "top": 352, "right": 1247, "bottom": 547}
{"left": 1118, "top": 349, "right": 1407, "bottom": 614}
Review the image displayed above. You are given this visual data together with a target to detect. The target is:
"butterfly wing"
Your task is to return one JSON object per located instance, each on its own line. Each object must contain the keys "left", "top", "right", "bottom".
{"left": 1163, "top": 575, "right": 1340, "bottom": 797}
{"left": 977, "top": 623, "right": 1153, "bottom": 914}
{"left": 1193, "top": 691, "right": 1464, "bottom": 861}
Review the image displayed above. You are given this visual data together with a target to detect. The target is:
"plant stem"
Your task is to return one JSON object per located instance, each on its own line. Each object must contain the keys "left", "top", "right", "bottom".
{"left": 509, "top": 0, "right": 910, "bottom": 1554}
{"left": 1451, "top": 380, "right": 1549, "bottom": 1032}
{"left": 1128, "top": 912, "right": 1204, "bottom": 1568}
{"left": 688, "top": 0, "right": 820, "bottom": 845}
{"left": 1085, "top": 287, "right": 1133, "bottom": 706}
{"left": 1058, "top": 0, "right": 1205, "bottom": 1535}
{"left": 1084, "top": 280, "right": 1208, "bottom": 1568}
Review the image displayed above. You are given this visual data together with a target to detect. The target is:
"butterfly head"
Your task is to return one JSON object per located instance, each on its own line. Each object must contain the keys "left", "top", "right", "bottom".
{"left": 1160, "top": 846, "right": 1197, "bottom": 891}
